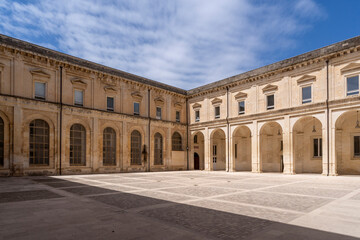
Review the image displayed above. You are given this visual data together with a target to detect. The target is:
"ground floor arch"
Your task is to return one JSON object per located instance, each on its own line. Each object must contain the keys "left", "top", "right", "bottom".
{"left": 210, "top": 129, "right": 226, "bottom": 171}
{"left": 232, "top": 126, "right": 251, "bottom": 171}
{"left": 335, "top": 110, "right": 360, "bottom": 175}
{"left": 192, "top": 131, "right": 205, "bottom": 170}
{"left": 293, "top": 116, "right": 323, "bottom": 174}
{"left": 260, "top": 122, "right": 283, "bottom": 172}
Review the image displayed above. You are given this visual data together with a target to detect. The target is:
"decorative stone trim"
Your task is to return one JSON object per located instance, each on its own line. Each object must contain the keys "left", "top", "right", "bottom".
{"left": 154, "top": 97, "right": 165, "bottom": 106}
{"left": 131, "top": 91, "right": 143, "bottom": 101}
{"left": 71, "top": 77, "right": 87, "bottom": 88}
{"left": 103, "top": 86, "right": 117, "bottom": 93}
{"left": 262, "top": 84, "right": 278, "bottom": 94}
{"left": 211, "top": 97, "right": 222, "bottom": 105}
{"left": 341, "top": 62, "right": 360, "bottom": 73}
{"left": 174, "top": 102, "right": 182, "bottom": 110}
{"left": 192, "top": 103, "right": 201, "bottom": 109}
{"left": 297, "top": 74, "right": 316, "bottom": 85}
{"left": 30, "top": 68, "right": 51, "bottom": 79}
{"left": 234, "top": 92, "right": 247, "bottom": 101}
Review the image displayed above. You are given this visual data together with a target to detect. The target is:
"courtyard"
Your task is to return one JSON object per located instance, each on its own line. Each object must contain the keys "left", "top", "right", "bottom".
{"left": 1, "top": 172, "right": 360, "bottom": 240}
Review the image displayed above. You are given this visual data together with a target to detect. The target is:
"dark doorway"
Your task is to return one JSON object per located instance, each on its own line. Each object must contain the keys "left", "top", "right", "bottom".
{"left": 194, "top": 152, "right": 200, "bottom": 170}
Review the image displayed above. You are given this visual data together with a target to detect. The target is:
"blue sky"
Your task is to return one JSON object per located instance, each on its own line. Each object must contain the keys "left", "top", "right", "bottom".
{"left": 0, "top": 0, "right": 359, "bottom": 90}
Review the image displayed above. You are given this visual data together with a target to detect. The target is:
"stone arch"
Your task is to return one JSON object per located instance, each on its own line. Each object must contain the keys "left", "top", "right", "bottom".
{"left": 335, "top": 110, "right": 360, "bottom": 175}
{"left": 260, "top": 122, "right": 283, "bottom": 172}
{"left": 233, "top": 125, "right": 251, "bottom": 171}
{"left": 210, "top": 128, "right": 226, "bottom": 171}
{"left": 99, "top": 123, "right": 121, "bottom": 168}
{"left": 293, "top": 116, "right": 323, "bottom": 174}
{"left": 191, "top": 131, "right": 205, "bottom": 170}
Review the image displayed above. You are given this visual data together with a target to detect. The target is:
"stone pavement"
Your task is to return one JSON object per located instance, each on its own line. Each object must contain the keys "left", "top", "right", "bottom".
{"left": 1, "top": 171, "right": 360, "bottom": 239}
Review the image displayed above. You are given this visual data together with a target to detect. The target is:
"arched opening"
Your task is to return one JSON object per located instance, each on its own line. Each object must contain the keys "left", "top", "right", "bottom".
{"left": 194, "top": 152, "right": 200, "bottom": 170}
{"left": 335, "top": 110, "right": 360, "bottom": 175}
{"left": 103, "top": 127, "right": 116, "bottom": 166}
{"left": 154, "top": 132, "right": 163, "bottom": 165}
{"left": 260, "top": 122, "right": 283, "bottom": 172}
{"left": 293, "top": 117, "right": 322, "bottom": 174}
{"left": 131, "top": 130, "right": 142, "bottom": 165}
{"left": 233, "top": 126, "right": 251, "bottom": 171}
{"left": 210, "top": 129, "right": 226, "bottom": 171}
{"left": 192, "top": 131, "right": 204, "bottom": 170}
{"left": 70, "top": 124, "right": 86, "bottom": 166}
{"left": 29, "top": 119, "right": 50, "bottom": 165}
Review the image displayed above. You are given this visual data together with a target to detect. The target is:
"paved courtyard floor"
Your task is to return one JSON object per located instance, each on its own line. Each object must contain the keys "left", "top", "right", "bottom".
{"left": 1, "top": 171, "right": 360, "bottom": 239}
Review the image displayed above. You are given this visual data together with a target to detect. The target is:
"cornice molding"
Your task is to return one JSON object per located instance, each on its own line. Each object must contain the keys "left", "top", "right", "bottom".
{"left": 341, "top": 62, "right": 360, "bottom": 73}
{"left": 103, "top": 86, "right": 117, "bottom": 93}
{"left": 211, "top": 97, "right": 222, "bottom": 105}
{"left": 234, "top": 91, "right": 247, "bottom": 100}
{"left": 262, "top": 84, "right": 278, "bottom": 93}
{"left": 192, "top": 103, "right": 202, "bottom": 109}
{"left": 131, "top": 91, "right": 143, "bottom": 101}
{"left": 154, "top": 96, "right": 165, "bottom": 106}
{"left": 71, "top": 77, "right": 87, "bottom": 88}
{"left": 30, "top": 68, "right": 50, "bottom": 78}
{"left": 297, "top": 74, "right": 316, "bottom": 85}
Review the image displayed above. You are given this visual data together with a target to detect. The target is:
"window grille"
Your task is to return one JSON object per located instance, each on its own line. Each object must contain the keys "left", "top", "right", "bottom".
{"left": 70, "top": 124, "right": 86, "bottom": 165}
{"left": 103, "top": 127, "right": 116, "bottom": 165}
{"left": 131, "top": 130, "right": 142, "bottom": 165}
{"left": 29, "top": 119, "right": 49, "bottom": 165}
{"left": 172, "top": 132, "right": 182, "bottom": 151}
{"left": 154, "top": 133, "right": 163, "bottom": 165}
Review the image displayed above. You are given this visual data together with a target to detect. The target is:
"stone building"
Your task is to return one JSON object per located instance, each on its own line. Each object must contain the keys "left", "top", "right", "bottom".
{"left": 0, "top": 34, "right": 360, "bottom": 176}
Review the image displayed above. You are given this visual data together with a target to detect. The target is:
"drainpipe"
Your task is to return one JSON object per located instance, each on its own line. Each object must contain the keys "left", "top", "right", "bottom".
{"left": 59, "top": 66, "right": 63, "bottom": 175}
{"left": 186, "top": 98, "right": 189, "bottom": 170}
{"left": 326, "top": 60, "right": 330, "bottom": 176}
{"left": 147, "top": 89, "right": 151, "bottom": 172}
{"left": 226, "top": 86, "right": 230, "bottom": 172}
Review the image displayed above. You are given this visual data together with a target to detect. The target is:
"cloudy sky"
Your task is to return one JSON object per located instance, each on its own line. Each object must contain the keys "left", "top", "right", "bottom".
{"left": 0, "top": 0, "right": 359, "bottom": 89}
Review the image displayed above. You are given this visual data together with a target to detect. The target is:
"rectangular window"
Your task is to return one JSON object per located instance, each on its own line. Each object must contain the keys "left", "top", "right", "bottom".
{"left": 134, "top": 102, "right": 140, "bottom": 115}
{"left": 215, "top": 106, "right": 220, "bottom": 119}
{"left": 176, "top": 111, "right": 180, "bottom": 122}
{"left": 74, "top": 90, "right": 83, "bottom": 106}
{"left": 347, "top": 76, "right": 359, "bottom": 96}
{"left": 354, "top": 136, "right": 360, "bottom": 157}
{"left": 313, "top": 138, "right": 323, "bottom": 157}
{"left": 235, "top": 144, "right": 237, "bottom": 158}
{"left": 35, "top": 82, "right": 46, "bottom": 100}
{"left": 267, "top": 95, "right": 274, "bottom": 110}
{"left": 156, "top": 107, "right": 162, "bottom": 119}
{"left": 302, "top": 86, "right": 312, "bottom": 104}
{"left": 195, "top": 110, "right": 200, "bottom": 122}
{"left": 238, "top": 101, "right": 245, "bottom": 115}
{"left": 107, "top": 97, "right": 114, "bottom": 111}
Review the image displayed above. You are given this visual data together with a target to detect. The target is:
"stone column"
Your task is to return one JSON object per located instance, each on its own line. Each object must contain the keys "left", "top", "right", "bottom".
{"left": 91, "top": 117, "right": 98, "bottom": 172}
{"left": 282, "top": 116, "right": 293, "bottom": 174}
{"left": 122, "top": 121, "right": 128, "bottom": 171}
{"left": 251, "top": 120, "right": 260, "bottom": 173}
{"left": 13, "top": 105, "right": 24, "bottom": 175}
{"left": 328, "top": 113, "right": 337, "bottom": 175}
{"left": 225, "top": 126, "right": 230, "bottom": 172}
{"left": 204, "top": 127, "right": 210, "bottom": 170}
{"left": 322, "top": 110, "right": 330, "bottom": 175}
{"left": 228, "top": 127, "right": 235, "bottom": 172}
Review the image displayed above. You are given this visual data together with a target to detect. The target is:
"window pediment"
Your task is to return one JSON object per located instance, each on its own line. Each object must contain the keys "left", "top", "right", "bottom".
{"left": 174, "top": 102, "right": 182, "bottom": 110}
{"left": 104, "top": 86, "right": 117, "bottom": 93}
{"left": 0, "top": 63, "right": 4, "bottom": 71}
{"left": 234, "top": 92, "right": 247, "bottom": 100}
{"left": 100, "top": 76, "right": 117, "bottom": 86}
{"left": 297, "top": 74, "right": 316, "bottom": 85}
{"left": 211, "top": 97, "right": 222, "bottom": 105}
{"left": 341, "top": 63, "right": 360, "bottom": 73}
{"left": 192, "top": 103, "right": 201, "bottom": 109}
{"left": 262, "top": 84, "right": 278, "bottom": 94}
{"left": 71, "top": 77, "right": 87, "bottom": 88}
{"left": 30, "top": 68, "right": 51, "bottom": 78}
{"left": 131, "top": 91, "right": 143, "bottom": 101}
{"left": 154, "top": 97, "right": 165, "bottom": 106}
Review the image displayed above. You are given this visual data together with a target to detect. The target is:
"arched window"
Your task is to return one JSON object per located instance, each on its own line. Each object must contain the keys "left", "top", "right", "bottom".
{"left": 103, "top": 127, "right": 116, "bottom": 166}
{"left": 29, "top": 119, "right": 49, "bottom": 165}
{"left": 131, "top": 130, "right": 142, "bottom": 165}
{"left": 0, "top": 117, "right": 4, "bottom": 166}
{"left": 154, "top": 133, "right": 163, "bottom": 165}
{"left": 172, "top": 132, "right": 182, "bottom": 151}
{"left": 194, "top": 135, "right": 198, "bottom": 144}
{"left": 70, "top": 124, "right": 86, "bottom": 166}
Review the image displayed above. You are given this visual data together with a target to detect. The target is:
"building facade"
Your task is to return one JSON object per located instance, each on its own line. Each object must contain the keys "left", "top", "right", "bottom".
{"left": 1, "top": 34, "right": 360, "bottom": 176}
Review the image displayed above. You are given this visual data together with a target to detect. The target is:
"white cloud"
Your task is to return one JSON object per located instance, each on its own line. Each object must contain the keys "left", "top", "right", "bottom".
{"left": 0, "top": 0, "right": 324, "bottom": 89}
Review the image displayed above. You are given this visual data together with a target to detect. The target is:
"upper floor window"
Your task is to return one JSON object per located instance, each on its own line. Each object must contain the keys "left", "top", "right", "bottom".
{"left": 238, "top": 101, "right": 245, "bottom": 115}
{"left": 347, "top": 76, "right": 359, "bottom": 96}
{"left": 74, "top": 89, "right": 84, "bottom": 106}
{"left": 156, "top": 107, "right": 162, "bottom": 119}
{"left": 214, "top": 106, "right": 220, "bottom": 119}
{"left": 176, "top": 111, "right": 180, "bottom": 122}
{"left": 134, "top": 102, "right": 140, "bottom": 115}
{"left": 194, "top": 134, "right": 198, "bottom": 144}
{"left": 302, "top": 86, "right": 312, "bottom": 104}
{"left": 195, "top": 110, "right": 200, "bottom": 122}
{"left": 35, "top": 82, "right": 46, "bottom": 100}
{"left": 107, "top": 97, "right": 114, "bottom": 111}
{"left": 266, "top": 95, "right": 274, "bottom": 110}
